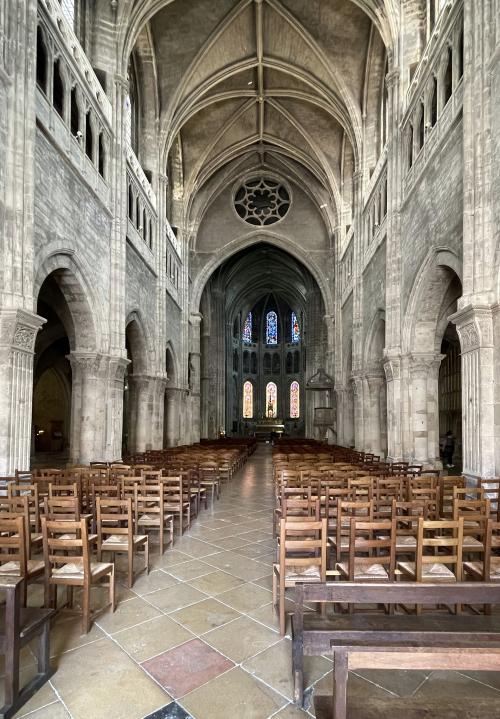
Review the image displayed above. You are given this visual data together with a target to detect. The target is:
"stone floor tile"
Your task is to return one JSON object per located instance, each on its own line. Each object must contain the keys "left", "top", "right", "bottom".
{"left": 204, "top": 551, "right": 272, "bottom": 581}
{"left": 150, "top": 550, "right": 193, "bottom": 570}
{"left": 413, "top": 670, "right": 500, "bottom": 700}
{"left": 170, "top": 597, "right": 241, "bottom": 635}
{"left": 49, "top": 612, "right": 104, "bottom": 658}
{"left": 168, "top": 559, "right": 215, "bottom": 581}
{"left": 145, "top": 584, "right": 208, "bottom": 614}
{"left": 248, "top": 601, "right": 296, "bottom": 634}
{"left": 51, "top": 637, "right": 170, "bottom": 719}
{"left": 96, "top": 595, "right": 162, "bottom": 634}
{"left": 170, "top": 538, "right": 220, "bottom": 558}
{"left": 272, "top": 703, "right": 311, "bottom": 718}
{"left": 4, "top": 665, "right": 59, "bottom": 718}
{"left": 142, "top": 638, "right": 233, "bottom": 698}
{"left": 113, "top": 614, "right": 194, "bottom": 662}
{"left": 217, "top": 582, "right": 273, "bottom": 613}
{"left": 126, "top": 569, "right": 179, "bottom": 596}
{"left": 353, "top": 668, "right": 430, "bottom": 697}
{"left": 187, "top": 570, "right": 245, "bottom": 596}
{"left": 252, "top": 575, "right": 274, "bottom": 591}
{"left": 180, "top": 666, "right": 287, "bottom": 719}
{"left": 209, "top": 536, "right": 252, "bottom": 550}
{"left": 143, "top": 702, "right": 194, "bottom": 719}
{"left": 204, "top": 615, "right": 280, "bottom": 663}
{"left": 15, "top": 701, "right": 71, "bottom": 719}
{"left": 243, "top": 638, "right": 331, "bottom": 702}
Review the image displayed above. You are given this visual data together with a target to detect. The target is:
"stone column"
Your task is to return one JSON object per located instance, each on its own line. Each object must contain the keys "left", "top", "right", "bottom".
{"left": 408, "top": 353, "right": 444, "bottom": 465}
{"left": 165, "top": 387, "right": 182, "bottom": 447}
{"left": 383, "top": 353, "right": 402, "bottom": 461}
{"left": 366, "top": 374, "right": 385, "bottom": 456}
{"left": 106, "top": 357, "right": 129, "bottom": 460}
{"left": 336, "top": 386, "right": 354, "bottom": 448}
{"left": 451, "top": 306, "right": 495, "bottom": 479}
{"left": 0, "top": 311, "right": 45, "bottom": 474}
{"left": 351, "top": 373, "right": 365, "bottom": 451}
{"left": 188, "top": 313, "right": 202, "bottom": 444}
{"left": 68, "top": 353, "right": 105, "bottom": 464}
{"left": 127, "top": 374, "right": 165, "bottom": 453}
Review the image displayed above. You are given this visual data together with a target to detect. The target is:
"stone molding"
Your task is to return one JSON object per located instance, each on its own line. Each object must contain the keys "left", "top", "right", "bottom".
{"left": 450, "top": 304, "right": 494, "bottom": 353}
{"left": 0, "top": 310, "right": 46, "bottom": 354}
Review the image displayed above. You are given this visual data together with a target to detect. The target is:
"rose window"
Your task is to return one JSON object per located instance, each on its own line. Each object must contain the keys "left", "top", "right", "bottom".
{"left": 234, "top": 178, "right": 290, "bottom": 226}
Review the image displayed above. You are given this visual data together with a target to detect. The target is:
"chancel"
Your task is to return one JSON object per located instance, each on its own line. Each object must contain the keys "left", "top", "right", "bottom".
{"left": 0, "top": 0, "right": 499, "bottom": 717}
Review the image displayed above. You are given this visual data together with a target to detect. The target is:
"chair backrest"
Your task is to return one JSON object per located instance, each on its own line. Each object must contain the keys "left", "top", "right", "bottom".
{"left": 0, "top": 496, "right": 31, "bottom": 557}
{"left": 0, "top": 516, "right": 26, "bottom": 575}
{"left": 439, "top": 476, "right": 466, "bottom": 516}
{"left": 42, "top": 517, "right": 90, "bottom": 579}
{"left": 43, "top": 496, "right": 81, "bottom": 521}
{"left": 335, "top": 500, "right": 373, "bottom": 550}
{"left": 281, "top": 497, "right": 320, "bottom": 521}
{"left": 97, "top": 498, "right": 133, "bottom": 544}
{"left": 278, "top": 517, "right": 327, "bottom": 581}
{"left": 120, "top": 476, "right": 145, "bottom": 500}
{"left": 346, "top": 517, "right": 396, "bottom": 580}
{"left": 134, "top": 483, "right": 165, "bottom": 523}
{"left": 415, "top": 517, "right": 464, "bottom": 581}
{"left": 49, "top": 482, "right": 79, "bottom": 499}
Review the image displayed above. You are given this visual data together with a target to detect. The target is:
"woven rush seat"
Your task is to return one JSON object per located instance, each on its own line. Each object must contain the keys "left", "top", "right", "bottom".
{"left": 284, "top": 564, "right": 321, "bottom": 581}
{"left": 398, "top": 560, "right": 457, "bottom": 580}
{"left": 0, "top": 559, "right": 44, "bottom": 575}
{"left": 336, "top": 561, "right": 389, "bottom": 580}
{"left": 52, "top": 561, "right": 113, "bottom": 580}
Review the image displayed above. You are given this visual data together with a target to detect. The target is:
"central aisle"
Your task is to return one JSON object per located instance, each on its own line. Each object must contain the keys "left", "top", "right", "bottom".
{"left": 26, "top": 444, "right": 498, "bottom": 719}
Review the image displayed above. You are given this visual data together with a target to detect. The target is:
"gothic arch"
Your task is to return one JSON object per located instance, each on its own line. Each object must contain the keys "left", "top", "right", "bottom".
{"left": 165, "top": 341, "right": 179, "bottom": 387}
{"left": 125, "top": 310, "right": 155, "bottom": 375}
{"left": 191, "top": 232, "right": 334, "bottom": 320}
{"left": 34, "top": 251, "right": 102, "bottom": 352}
{"left": 402, "top": 247, "right": 462, "bottom": 354}
{"left": 364, "top": 309, "right": 386, "bottom": 370}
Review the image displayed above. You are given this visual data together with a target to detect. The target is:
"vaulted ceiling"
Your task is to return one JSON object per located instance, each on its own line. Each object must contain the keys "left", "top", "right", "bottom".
{"left": 130, "top": 0, "right": 388, "bottom": 229}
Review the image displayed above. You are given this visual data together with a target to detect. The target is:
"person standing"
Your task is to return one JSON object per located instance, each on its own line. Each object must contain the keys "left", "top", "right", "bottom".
{"left": 443, "top": 430, "right": 455, "bottom": 469}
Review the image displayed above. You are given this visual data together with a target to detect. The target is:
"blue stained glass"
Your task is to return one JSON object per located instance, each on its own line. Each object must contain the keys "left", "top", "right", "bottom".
{"left": 291, "top": 312, "right": 300, "bottom": 343}
{"left": 242, "top": 313, "right": 252, "bottom": 344}
{"left": 266, "top": 311, "right": 278, "bottom": 345}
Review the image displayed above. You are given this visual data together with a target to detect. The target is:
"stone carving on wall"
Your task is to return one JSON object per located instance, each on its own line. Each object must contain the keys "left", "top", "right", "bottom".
{"left": 13, "top": 326, "right": 37, "bottom": 352}
{"left": 459, "top": 323, "right": 479, "bottom": 352}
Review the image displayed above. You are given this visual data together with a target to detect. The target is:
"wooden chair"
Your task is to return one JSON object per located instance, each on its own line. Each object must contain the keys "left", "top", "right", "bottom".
{"left": 0, "top": 516, "right": 45, "bottom": 605}
{"left": 329, "top": 500, "right": 373, "bottom": 565}
{"left": 336, "top": 517, "right": 396, "bottom": 584}
{"left": 389, "top": 499, "right": 436, "bottom": 559}
{"left": 41, "top": 517, "right": 115, "bottom": 634}
{"left": 161, "top": 476, "right": 191, "bottom": 538}
{"left": 8, "top": 483, "right": 42, "bottom": 533}
{"left": 198, "top": 462, "right": 221, "bottom": 502}
{"left": 272, "top": 518, "right": 327, "bottom": 635}
{"left": 96, "top": 498, "right": 148, "bottom": 588}
{"left": 134, "top": 484, "right": 174, "bottom": 554}
{"left": 0, "top": 496, "right": 42, "bottom": 558}
{"left": 398, "top": 517, "right": 464, "bottom": 613}
{"left": 439, "top": 476, "right": 466, "bottom": 517}
{"left": 43, "top": 496, "right": 82, "bottom": 522}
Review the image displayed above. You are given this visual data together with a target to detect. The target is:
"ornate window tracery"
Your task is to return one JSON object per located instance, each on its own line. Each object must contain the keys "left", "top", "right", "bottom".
{"left": 242, "top": 312, "right": 252, "bottom": 344}
{"left": 243, "top": 381, "right": 253, "bottom": 418}
{"left": 290, "top": 381, "right": 300, "bottom": 418}
{"left": 265, "top": 382, "right": 278, "bottom": 418}
{"left": 234, "top": 178, "right": 290, "bottom": 226}
{"left": 266, "top": 311, "right": 278, "bottom": 345}
{"left": 291, "top": 312, "right": 300, "bottom": 343}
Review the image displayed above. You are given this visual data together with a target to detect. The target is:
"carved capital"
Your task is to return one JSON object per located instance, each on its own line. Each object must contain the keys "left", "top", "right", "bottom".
{"left": 0, "top": 310, "right": 46, "bottom": 354}
{"left": 450, "top": 304, "right": 494, "bottom": 353}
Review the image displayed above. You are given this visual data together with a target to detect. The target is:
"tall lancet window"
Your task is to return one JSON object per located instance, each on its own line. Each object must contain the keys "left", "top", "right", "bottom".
{"left": 266, "top": 382, "right": 278, "bottom": 418}
{"left": 266, "top": 311, "right": 278, "bottom": 345}
{"left": 290, "top": 381, "right": 300, "bottom": 418}
{"left": 291, "top": 312, "right": 300, "bottom": 343}
{"left": 243, "top": 381, "right": 253, "bottom": 419}
{"left": 242, "top": 313, "right": 252, "bottom": 344}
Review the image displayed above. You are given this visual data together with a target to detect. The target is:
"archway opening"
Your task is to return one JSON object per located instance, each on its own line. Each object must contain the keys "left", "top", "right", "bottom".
{"left": 199, "top": 243, "right": 328, "bottom": 441}
{"left": 439, "top": 322, "right": 462, "bottom": 472}
{"left": 123, "top": 318, "right": 148, "bottom": 454}
{"left": 164, "top": 347, "right": 180, "bottom": 447}
{"left": 32, "top": 277, "right": 72, "bottom": 465}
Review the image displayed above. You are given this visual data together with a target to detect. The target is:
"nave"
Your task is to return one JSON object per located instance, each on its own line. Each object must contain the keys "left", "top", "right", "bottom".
{"left": 8, "top": 444, "right": 500, "bottom": 719}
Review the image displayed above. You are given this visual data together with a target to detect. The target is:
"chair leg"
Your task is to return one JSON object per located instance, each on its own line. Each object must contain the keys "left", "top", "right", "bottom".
{"left": 109, "top": 566, "right": 115, "bottom": 612}
{"left": 279, "top": 583, "right": 286, "bottom": 636}
{"left": 159, "top": 525, "right": 164, "bottom": 555}
{"left": 82, "top": 585, "right": 91, "bottom": 635}
{"left": 145, "top": 539, "right": 149, "bottom": 575}
{"left": 128, "top": 548, "right": 134, "bottom": 589}
{"left": 37, "top": 617, "right": 51, "bottom": 677}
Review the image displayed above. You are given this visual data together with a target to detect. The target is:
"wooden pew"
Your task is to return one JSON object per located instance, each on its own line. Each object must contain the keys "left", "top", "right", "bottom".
{"left": 292, "top": 581, "right": 500, "bottom": 714}
{"left": 0, "top": 575, "right": 55, "bottom": 718}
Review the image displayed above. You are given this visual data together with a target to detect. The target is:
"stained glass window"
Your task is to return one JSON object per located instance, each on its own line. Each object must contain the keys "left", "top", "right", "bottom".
{"left": 266, "top": 311, "right": 278, "bottom": 345}
{"left": 243, "top": 381, "right": 253, "bottom": 418}
{"left": 242, "top": 313, "right": 252, "bottom": 344}
{"left": 290, "top": 381, "right": 300, "bottom": 419}
{"left": 291, "top": 312, "right": 300, "bottom": 343}
{"left": 266, "top": 382, "right": 278, "bottom": 418}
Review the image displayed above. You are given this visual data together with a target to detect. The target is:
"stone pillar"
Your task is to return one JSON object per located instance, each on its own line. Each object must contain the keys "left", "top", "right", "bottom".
{"left": 352, "top": 373, "right": 365, "bottom": 451}
{"left": 408, "top": 353, "right": 444, "bottom": 465}
{"left": 336, "top": 386, "right": 354, "bottom": 448}
{"left": 383, "top": 353, "right": 402, "bottom": 461}
{"left": 106, "top": 357, "right": 129, "bottom": 460}
{"left": 165, "top": 387, "right": 182, "bottom": 447}
{"left": 127, "top": 374, "right": 166, "bottom": 453}
{"left": 451, "top": 306, "right": 495, "bottom": 479}
{"left": 68, "top": 353, "right": 105, "bottom": 464}
{"left": 366, "top": 374, "right": 385, "bottom": 456}
{"left": 0, "top": 311, "right": 45, "bottom": 474}
{"left": 188, "top": 313, "right": 202, "bottom": 444}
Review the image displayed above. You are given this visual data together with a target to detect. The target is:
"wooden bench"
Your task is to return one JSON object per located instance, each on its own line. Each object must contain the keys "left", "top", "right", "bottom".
{"left": 292, "top": 582, "right": 500, "bottom": 716}
{"left": 0, "top": 575, "right": 55, "bottom": 718}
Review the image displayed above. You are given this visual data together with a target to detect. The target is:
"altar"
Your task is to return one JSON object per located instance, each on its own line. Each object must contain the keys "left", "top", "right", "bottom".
{"left": 254, "top": 417, "right": 285, "bottom": 440}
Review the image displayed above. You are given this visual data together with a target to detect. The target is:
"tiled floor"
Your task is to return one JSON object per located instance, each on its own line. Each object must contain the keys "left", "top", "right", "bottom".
{"left": 12, "top": 445, "right": 500, "bottom": 718}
